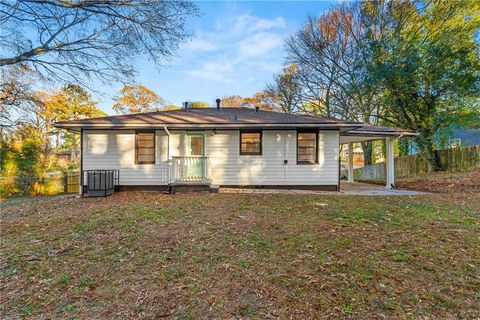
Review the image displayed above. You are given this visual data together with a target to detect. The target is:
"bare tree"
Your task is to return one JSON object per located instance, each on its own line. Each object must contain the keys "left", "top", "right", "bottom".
{"left": 285, "top": 4, "right": 386, "bottom": 164}
{"left": 0, "top": 0, "right": 198, "bottom": 84}
{"left": 285, "top": 11, "right": 351, "bottom": 118}
{"left": 265, "top": 64, "right": 302, "bottom": 114}
{"left": 0, "top": 66, "right": 41, "bottom": 132}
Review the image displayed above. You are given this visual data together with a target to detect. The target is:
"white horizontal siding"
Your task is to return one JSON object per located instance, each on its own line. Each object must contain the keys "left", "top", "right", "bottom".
{"left": 82, "top": 130, "right": 169, "bottom": 185}
{"left": 82, "top": 129, "right": 339, "bottom": 186}
{"left": 205, "top": 130, "right": 339, "bottom": 186}
{"left": 286, "top": 131, "right": 339, "bottom": 184}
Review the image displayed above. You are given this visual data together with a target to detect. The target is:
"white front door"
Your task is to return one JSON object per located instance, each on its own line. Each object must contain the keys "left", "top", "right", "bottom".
{"left": 186, "top": 133, "right": 205, "bottom": 179}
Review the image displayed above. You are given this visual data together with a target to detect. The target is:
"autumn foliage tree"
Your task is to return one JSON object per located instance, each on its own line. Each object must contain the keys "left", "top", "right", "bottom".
{"left": 113, "top": 85, "right": 166, "bottom": 114}
{"left": 221, "top": 95, "right": 245, "bottom": 108}
{"left": 284, "top": 0, "right": 480, "bottom": 169}
{"left": 42, "top": 84, "right": 105, "bottom": 153}
{"left": 266, "top": 64, "right": 302, "bottom": 114}
{"left": 1, "top": 84, "right": 105, "bottom": 196}
{"left": 242, "top": 91, "right": 273, "bottom": 111}
{"left": 189, "top": 101, "right": 210, "bottom": 108}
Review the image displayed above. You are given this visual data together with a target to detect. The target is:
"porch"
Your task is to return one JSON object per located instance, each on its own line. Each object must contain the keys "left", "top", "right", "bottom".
{"left": 169, "top": 156, "right": 216, "bottom": 194}
{"left": 170, "top": 156, "right": 211, "bottom": 184}
{"left": 81, "top": 156, "right": 212, "bottom": 197}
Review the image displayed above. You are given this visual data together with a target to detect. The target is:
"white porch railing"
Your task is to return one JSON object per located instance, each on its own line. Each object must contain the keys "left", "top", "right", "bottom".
{"left": 171, "top": 156, "right": 211, "bottom": 183}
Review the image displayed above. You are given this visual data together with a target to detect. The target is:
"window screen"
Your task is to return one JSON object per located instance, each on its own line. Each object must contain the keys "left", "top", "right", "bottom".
{"left": 240, "top": 131, "right": 262, "bottom": 155}
{"left": 136, "top": 131, "right": 155, "bottom": 164}
{"left": 297, "top": 131, "right": 317, "bottom": 164}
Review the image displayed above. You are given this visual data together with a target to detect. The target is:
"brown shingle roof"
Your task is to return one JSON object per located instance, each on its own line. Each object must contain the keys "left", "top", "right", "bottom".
{"left": 54, "top": 107, "right": 361, "bottom": 129}
{"left": 53, "top": 107, "right": 415, "bottom": 136}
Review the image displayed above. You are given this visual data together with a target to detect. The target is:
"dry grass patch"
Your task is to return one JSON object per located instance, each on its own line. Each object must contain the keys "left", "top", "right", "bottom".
{"left": 396, "top": 169, "right": 480, "bottom": 194}
{"left": 1, "top": 192, "right": 479, "bottom": 318}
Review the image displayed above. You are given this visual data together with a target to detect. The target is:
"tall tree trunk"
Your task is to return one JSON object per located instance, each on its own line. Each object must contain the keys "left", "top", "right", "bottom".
{"left": 361, "top": 141, "right": 373, "bottom": 166}
{"left": 56, "top": 131, "right": 60, "bottom": 149}
{"left": 398, "top": 137, "right": 410, "bottom": 157}
{"left": 416, "top": 134, "right": 442, "bottom": 171}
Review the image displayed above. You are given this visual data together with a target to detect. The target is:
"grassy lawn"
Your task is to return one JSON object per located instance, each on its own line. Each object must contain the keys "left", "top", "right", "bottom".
{"left": 1, "top": 191, "right": 479, "bottom": 318}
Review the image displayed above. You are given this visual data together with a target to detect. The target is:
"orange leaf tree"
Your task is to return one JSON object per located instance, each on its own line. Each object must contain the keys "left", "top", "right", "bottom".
{"left": 113, "top": 85, "right": 166, "bottom": 114}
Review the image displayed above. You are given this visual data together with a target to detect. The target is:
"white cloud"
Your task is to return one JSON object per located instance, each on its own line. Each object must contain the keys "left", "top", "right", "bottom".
{"left": 187, "top": 59, "right": 236, "bottom": 81}
{"left": 237, "top": 32, "right": 283, "bottom": 58}
{"left": 186, "top": 38, "right": 218, "bottom": 52}
{"left": 186, "top": 13, "right": 286, "bottom": 84}
{"left": 230, "top": 14, "right": 286, "bottom": 34}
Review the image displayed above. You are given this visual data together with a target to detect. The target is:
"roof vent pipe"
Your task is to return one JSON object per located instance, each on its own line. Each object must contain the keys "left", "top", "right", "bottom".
{"left": 215, "top": 98, "right": 221, "bottom": 110}
{"left": 183, "top": 101, "right": 188, "bottom": 111}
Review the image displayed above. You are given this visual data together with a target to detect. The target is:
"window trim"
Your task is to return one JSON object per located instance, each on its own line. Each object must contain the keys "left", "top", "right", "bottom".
{"left": 239, "top": 130, "right": 262, "bottom": 156}
{"left": 135, "top": 130, "right": 156, "bottom": 165}
{"left": 296, "top": 130, "right": 318, "bottom": 165}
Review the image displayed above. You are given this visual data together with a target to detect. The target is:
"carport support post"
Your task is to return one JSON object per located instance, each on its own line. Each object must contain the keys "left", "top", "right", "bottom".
{"left": 347, "top": 142, "right": 354, "bottom": 182}
{"left": 386, "top": 137, "right": 395, "bottom": 189}
{"left": 79, "top": 128, "right": 83, "bottom": 196}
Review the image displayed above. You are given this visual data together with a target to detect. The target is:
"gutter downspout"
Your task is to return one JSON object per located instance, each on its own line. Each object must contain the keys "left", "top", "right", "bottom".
{"left": 163, "top": 125, "right": 171, "bottom": 158}
{"left": 80, "top": 128, "right": 84, "bottom": 197}
{"left": 163, "top": 126, "right": 172, "bottom": 190}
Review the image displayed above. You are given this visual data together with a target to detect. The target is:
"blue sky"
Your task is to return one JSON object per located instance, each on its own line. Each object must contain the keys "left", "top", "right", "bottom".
{"left": 96, "top": 1, "right": 334, "bottom": 114}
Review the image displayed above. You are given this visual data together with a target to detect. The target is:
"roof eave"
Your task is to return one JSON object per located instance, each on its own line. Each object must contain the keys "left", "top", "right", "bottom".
{"left": 343, "top": 130, "right": 418, "bottom": 137}
{"left": 54, "top": 122, "right": 364, "bottom": 131}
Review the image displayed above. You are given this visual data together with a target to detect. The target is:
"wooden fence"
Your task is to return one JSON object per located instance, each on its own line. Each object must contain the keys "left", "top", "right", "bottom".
{"left": 64, "top": 171, "right": 80, "bottom": 193}
{"left": 354, "top": 145, "right": 480, "bottom": 181}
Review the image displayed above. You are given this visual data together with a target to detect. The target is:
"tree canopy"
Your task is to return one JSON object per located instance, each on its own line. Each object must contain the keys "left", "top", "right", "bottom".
{"left": 369, "top": 0, "right": 480, "bottom": 169}
{"left": 221, "top": 95, "right": 245, "bottom": 108}
{"left": 283, "top": 0, "right": 480, "bottom": 169}
{"left": 113, "top": 85, "right": 165, "bottom": 114}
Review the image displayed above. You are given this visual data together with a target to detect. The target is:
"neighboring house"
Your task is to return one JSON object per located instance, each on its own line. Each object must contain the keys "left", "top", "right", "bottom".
{"left": 339, "top": 144, "right": 365, "bottom": 179}
{"left": 56, "top": 149, "right": 80, "bottom": 164}
{"left": 406, "top": 128, "right": 480, "bottom": 155}
{"left": 448, "top": 129, "right": 480, "bottom": 148}
{"left": 54, "top": 103, "right": 415, "bottom": 195}
{"left": 341, "top": 144, "right": 365, "bottom": 165}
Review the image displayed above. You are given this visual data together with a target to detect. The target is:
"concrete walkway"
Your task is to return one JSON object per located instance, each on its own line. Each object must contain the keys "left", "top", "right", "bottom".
{"left": 220, "top": 182, "right": 428, "bottom": 196}
{"left": 340, "top": 182, "right": 428, "bottom": 196}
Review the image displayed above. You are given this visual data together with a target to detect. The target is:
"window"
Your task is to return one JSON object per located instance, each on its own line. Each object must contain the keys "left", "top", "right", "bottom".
{"left": 297, "top": 131, "right": 318, "bottom": 164}
{"left": 240, "top": 131, "right": 262, "bottom": 155}
{"left": 449, "top": 138, "right": 461, "bottom": 148}
{"left": 135, "top": 131, "right": 155, "bottom": 164}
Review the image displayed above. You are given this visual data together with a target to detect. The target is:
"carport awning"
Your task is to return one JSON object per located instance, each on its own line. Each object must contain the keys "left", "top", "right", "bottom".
{"left": 340, "top": 125, "right": 417, "bottom": 144}
{"left": 340, "top": 125, "right": 416, "bottom": 189}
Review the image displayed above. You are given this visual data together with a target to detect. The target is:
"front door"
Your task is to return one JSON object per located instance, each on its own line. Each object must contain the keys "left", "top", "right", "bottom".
{"left": 186, "top": 133, "right": 205, "bottom": 179}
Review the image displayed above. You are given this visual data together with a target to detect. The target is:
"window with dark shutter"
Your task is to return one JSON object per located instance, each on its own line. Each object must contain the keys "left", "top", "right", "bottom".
{"left": 240, "top": 131, "right": 262, "bottom": 155}
{"left": 297, "top": 131, "right": 318, "bottom": 164}
{"left": 136, "top": 131, "right": 155, "bottom": 164}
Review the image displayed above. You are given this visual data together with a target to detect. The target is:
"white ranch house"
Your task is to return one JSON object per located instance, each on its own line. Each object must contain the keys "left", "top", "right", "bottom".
{"left": 54, "top": 103, "right": 415, "bottom": 195}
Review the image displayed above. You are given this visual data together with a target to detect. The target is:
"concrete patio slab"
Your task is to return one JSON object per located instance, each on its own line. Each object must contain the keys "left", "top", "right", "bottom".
{"left": 220, "top": 182, "right": 429, "bottom": 196}
{"left": 339, "top": 182, "right": 429, "bottom": 196}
